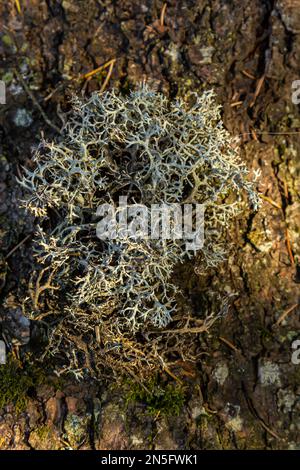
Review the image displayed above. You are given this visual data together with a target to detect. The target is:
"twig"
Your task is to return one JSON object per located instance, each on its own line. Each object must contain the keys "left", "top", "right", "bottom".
{"left": 5, "top": 234, "right": 31, "bottom": 260}
{"left": 126, "top": 369, "right": 151, "bottom": 394}
{"left": 151, "top": 325, "right": 208, "bottom": 335}
{"left": 250, "top": 74, "right": 265, "bottom": 107}
{"left": 241, "top": 69, "right": 256, "bottom": 80}
{"left": 82, "top": 59, "right": 115, "bottom": 80}
{"left": 237, "top": 131, "right": 300, "bottom": 137}
{"left": 163, "top": 364, "right": 183, "bottom": 384}
{"left": 15, "top": 0, "right": 21, "bottom": 14}
{"left": 285, "top": 228, "right": 295, "bottom": 266}
{"left": 219, "top": 336, "right": 239, "bottom": 353}
{"left": 15, "top": 70, "right": 62, "bottom": 134}
{"left": 156, "top": 354, "right": 183, "bottom": 384}
{"left": 99, "top": 60, "right": 115, "bottom": 93}
{"left": 276, "top": 303, "right": 299, "bottom": 326}
{"left": 34, "top": 310, "right": 58, "bottom": 321}
{"left": 95, "top": 325, "right": 101, "bottom": 343}
{"left": 160, "top": 3, "right": 167, "bottom": 27}
{"left": 259, "top": 420, "right": 282, "bottom": 441}
{"left": 251, "top": 128, "right": 258, "bottom": 141}
{"left": 44, "top": 58, "right": 117, "bottom": 102}
{"left": 259, "top": 194, "right": 282, "bottom": 210}
{"left": 230, "top": 101, "right": 243, "bottom": 107}
{"left": 243, "top": 389, "right": 283, "bottom": 441}
{"left": 44, "top": 83, "right": 65, "bottom": 102}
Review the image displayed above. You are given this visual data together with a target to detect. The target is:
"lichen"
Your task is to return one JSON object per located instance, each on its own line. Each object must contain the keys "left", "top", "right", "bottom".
{"left": 258, "top": 360, "right": 281, "bottom": 387}
{"left": 20, "top": 84, "right": 259, "bottom": 378}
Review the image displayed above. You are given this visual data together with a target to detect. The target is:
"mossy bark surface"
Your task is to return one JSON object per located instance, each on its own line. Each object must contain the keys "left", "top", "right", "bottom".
{"left": 0, "top": 0, "right": 299, "bottom": 449}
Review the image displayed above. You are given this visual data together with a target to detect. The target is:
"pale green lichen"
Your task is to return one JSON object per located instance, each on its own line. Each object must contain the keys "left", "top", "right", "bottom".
{"left": 20, "top": 85, "right": 259, "bottom": 378}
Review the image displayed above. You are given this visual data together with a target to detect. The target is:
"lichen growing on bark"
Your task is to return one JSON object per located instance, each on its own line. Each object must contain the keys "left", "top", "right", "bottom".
{"left": 20, "top": 85, "right": 259, "bottom": 379}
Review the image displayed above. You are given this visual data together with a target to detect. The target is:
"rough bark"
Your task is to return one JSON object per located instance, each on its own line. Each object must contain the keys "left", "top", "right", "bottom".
{"left": 0, "top": 0, "right": 299, "bottom": 449}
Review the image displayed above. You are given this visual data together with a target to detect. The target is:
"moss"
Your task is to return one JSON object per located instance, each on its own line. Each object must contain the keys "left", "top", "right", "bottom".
{"left": 35, "top": 424, "right": 52, "bottom": 440}
{"left": 125, "top": 376, "right": 186, "bottom": 417}
{"left": 2, "top": 72, "right": 14, "bottom": 84}
{"left": 29, "top": 423, "right": 62, "bottom": 450}
{"left": 1, "top": 35, "right": 13, "bottom": 47}
{"left": 0, "top": 355, "right": 47, "bottom": 413}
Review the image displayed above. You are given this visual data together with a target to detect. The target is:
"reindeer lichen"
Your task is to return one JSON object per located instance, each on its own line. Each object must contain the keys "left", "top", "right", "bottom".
{"left": 20, "top": 85, "right": 259, "bottom": 378}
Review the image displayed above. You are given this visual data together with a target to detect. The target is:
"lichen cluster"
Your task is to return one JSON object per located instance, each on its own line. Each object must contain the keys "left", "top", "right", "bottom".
{"left": 20, "top": 85, "right": 259, "bottom": 378}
